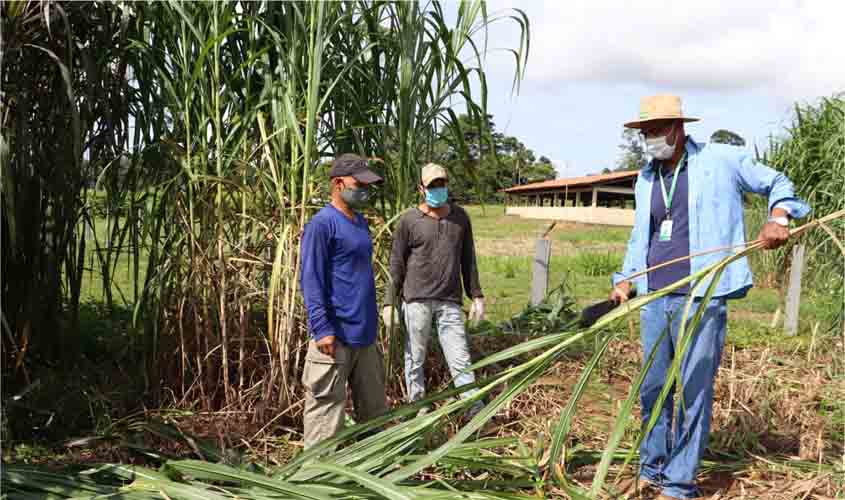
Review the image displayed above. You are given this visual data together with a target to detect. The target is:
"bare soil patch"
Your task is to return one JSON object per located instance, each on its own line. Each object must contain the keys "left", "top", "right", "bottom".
{"left": 483, "top": 335, "right": 843, "bottom": 499}
{"left": 476, "top": 237, "right": 626, "bottom": 257}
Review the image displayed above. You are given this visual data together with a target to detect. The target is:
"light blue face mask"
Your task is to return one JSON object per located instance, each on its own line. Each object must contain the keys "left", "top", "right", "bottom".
{"left": 425, "top": 187, "right": 448, "bottom": 207}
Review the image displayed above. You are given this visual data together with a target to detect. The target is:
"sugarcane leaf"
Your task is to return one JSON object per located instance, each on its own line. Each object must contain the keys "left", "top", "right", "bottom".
{"left": 587, "top": 323, "right": 670, "bottom": 496}
{"left": 546, "top": 330, "right": 617, "bottom": 468}
{"left": 304, "top": 462, "right": 415, "bottom": 500}
{"left": 167, "top": 460, "right": 334, "bottom": 500}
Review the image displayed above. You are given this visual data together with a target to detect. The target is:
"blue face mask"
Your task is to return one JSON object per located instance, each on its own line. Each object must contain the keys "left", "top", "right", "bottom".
{"left": 425, "top": 187, "right": 448, "bottom": 207}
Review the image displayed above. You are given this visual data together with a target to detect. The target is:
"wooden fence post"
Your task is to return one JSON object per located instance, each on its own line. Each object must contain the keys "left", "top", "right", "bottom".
{"left": 783, "top": 244, "right": 805, "bottom": 336}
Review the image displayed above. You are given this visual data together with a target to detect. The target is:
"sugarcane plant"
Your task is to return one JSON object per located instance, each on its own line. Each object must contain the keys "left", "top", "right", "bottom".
{"left": 751, "top": 95, "right": 845, "bottom": 327}
{"left": 1, "top": 0, "right": 529, "bottom": 411}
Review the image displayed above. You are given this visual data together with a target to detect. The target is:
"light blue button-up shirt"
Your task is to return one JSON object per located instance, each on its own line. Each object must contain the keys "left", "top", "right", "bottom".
{"left": 613, "top": 137, "right": 811, "bottom": 299}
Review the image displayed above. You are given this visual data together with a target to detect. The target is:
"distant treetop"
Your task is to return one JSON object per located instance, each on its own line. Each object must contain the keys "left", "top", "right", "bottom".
{"left": 710, "top": 129, "right": 746, "bottom": 147}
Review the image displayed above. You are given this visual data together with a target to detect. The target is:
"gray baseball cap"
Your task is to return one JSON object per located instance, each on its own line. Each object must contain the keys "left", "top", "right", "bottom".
{"left": 329, "top": 153, "right": 383, "bottom": 184}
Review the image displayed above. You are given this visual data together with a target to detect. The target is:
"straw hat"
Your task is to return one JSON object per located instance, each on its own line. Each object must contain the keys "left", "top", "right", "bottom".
{"left": 624, "top": 94, "right": 699, "bottom": 129}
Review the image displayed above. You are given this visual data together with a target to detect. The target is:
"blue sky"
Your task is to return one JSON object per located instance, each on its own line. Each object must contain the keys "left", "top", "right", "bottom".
{"left": 451, "top": 1, "right": 844, "bottom": 177}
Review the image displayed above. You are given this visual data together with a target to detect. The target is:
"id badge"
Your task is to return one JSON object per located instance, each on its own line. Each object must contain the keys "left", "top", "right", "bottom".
{"left": 659, "top": 220, "right": 673, "bottom": 242}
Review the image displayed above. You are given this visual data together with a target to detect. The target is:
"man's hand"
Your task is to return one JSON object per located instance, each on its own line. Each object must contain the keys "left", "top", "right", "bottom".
{"left": 757, "top": 221, "right": 790, "bottom": 250}
{"left": 468, "top": 298, "right": 485, "bottom": 323}
{"left": 316, "top": 335, "right": 336, "bottom": 358}
{"left": 609, "top": 281, "right": 632, "bottom": 304}
{"left": 758, "top": 208, "right": 791, "bottom": 250}
{"left": 381, "top": 305, "right": 398, "bottom": 330}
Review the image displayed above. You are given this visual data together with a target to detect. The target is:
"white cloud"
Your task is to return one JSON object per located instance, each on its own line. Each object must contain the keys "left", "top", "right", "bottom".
{"left": 485, "top": 0, "right": 845, "bottom": 102}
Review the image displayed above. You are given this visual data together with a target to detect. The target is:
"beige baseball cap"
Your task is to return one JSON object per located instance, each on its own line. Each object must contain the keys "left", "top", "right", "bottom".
{"left": 624, "top": 94, "right": 699, "bottom": 129}
{"left": 420, "top": 163, "right": 448, "bottom": 187}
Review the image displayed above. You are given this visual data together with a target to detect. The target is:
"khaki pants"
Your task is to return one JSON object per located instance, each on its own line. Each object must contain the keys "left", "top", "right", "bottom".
{"left": 301, "top": 340, "right": 387, "bottom": 449}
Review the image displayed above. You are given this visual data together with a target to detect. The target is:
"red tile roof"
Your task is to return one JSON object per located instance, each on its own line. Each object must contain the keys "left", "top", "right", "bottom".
{"left": 504, "top": 170, "right": 638, "bottom": 193}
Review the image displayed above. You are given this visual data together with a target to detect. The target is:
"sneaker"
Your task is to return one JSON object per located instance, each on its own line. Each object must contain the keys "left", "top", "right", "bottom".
{"left": 614, "top": 476, "right": 659, "bottom": 498}
{"left": 476, "top": 419, "right": 500, "bottom": 437}
{"left": 464, "top": 403, "right": 499, "bottom": 436}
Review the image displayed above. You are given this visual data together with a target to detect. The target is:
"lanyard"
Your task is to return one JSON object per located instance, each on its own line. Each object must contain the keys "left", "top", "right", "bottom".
{"left": 658, "top": 151, "right": 686, "bottom": 220}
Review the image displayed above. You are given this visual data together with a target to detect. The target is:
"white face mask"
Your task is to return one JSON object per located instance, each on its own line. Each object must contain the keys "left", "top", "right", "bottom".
{"left": 645, "top": 135, "right": 676, "bottom": 160}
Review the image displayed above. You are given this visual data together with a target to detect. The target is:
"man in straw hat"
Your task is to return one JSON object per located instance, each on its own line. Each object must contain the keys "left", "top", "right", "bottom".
{"left": 609, "top": 95, "right": 810, "bottom": 499}
{"left": 299, "top": 153, "right": 388, "bottom": 449}
{"left": 383, "top": 163, "right": 486, "bottom": 418}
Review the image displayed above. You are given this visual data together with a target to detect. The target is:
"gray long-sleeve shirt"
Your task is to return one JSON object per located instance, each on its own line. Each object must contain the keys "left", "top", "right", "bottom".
{"left": 386, "top": 204, "right": 483, "bottom": 306}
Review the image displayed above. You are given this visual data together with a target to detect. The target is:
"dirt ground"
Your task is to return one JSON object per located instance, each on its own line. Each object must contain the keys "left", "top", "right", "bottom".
{"left": 11, "top": 214, "right": 841, "bottom": 500}
{"left": 483, "top": 333, "right": 843, "bottom": 500}
{"left": 475, "top": 236, "right": 626, "bottom": 257}
{"left": 36, "top": 316, "right": 842, "bottom": 499}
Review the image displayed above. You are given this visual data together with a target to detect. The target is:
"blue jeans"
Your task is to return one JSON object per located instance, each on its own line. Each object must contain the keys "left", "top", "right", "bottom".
{"left": 403, "top": 300, "right": 481, "bottom": 408}
{"left": 639, "top": 295, "right": 727, "bottom": 499}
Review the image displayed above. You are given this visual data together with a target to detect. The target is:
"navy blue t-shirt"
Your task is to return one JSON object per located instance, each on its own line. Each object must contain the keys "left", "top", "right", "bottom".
{"left": 300, "top": 205, "right": 378, "bottom": 347}
{"left": 647, "top": 154, "right": 691, "bottom": 293}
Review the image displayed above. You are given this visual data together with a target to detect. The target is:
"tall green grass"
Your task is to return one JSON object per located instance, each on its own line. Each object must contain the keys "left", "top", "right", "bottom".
{"left": 2, "top": 0, "right": 529, "bottom": 413}
{"left": 752, "top": 95, "right": 845, "bottom": 331}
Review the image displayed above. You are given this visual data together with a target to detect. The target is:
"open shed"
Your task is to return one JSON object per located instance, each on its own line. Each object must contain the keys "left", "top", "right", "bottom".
{"left": 503, "top": 170, "right": 638, "bottom": 226}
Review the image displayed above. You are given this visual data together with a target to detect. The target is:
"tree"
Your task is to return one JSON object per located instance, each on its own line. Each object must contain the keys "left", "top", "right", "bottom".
{"left": 432, "top": 113, "right": 556, "bottom": 202}
{"left": 616, "top": 128, "right": 645, "bottom": 171}
{"left": 710, "top": 129, "right": 746, "bottom": 147}
{"left": 522, "top": 161, "right": 556, "bottom": 183}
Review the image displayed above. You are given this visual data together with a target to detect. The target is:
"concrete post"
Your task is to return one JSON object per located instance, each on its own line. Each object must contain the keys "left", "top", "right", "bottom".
{"left": 784, "top": 244, "right": 806, "bottom": 336}
{"left": 531, "top": 238, "right": 552, "bottom": 306}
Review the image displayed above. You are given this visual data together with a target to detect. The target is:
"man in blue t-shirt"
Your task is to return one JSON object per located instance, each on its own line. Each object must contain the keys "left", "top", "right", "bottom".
{"left": 609, "top": 95, "right": 810, "bottom": 499}
{"left": 299, "top": 153, "right": 387, "bottom": 449}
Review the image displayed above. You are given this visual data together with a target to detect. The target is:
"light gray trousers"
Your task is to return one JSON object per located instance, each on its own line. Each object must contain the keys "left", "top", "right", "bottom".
{"left": 402, "top": 300, "right": 480, "bottom": 406}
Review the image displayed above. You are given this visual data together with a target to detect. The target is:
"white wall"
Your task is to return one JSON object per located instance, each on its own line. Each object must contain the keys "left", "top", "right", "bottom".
{"left": 505, "top": 206, "right": 635, "bottom": 226}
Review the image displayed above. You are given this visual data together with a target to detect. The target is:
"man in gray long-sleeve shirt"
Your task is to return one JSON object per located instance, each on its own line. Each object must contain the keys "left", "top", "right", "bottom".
{"left": 383, "top": 163, "right": 485, "bottom": 416}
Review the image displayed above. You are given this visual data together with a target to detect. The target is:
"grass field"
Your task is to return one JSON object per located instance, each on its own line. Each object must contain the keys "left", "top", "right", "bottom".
{"left": 73, "top": 204, "right": 836, "bottom": 358}
{"left": 467, "top": 205, "right": 832, "bottom": 341}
